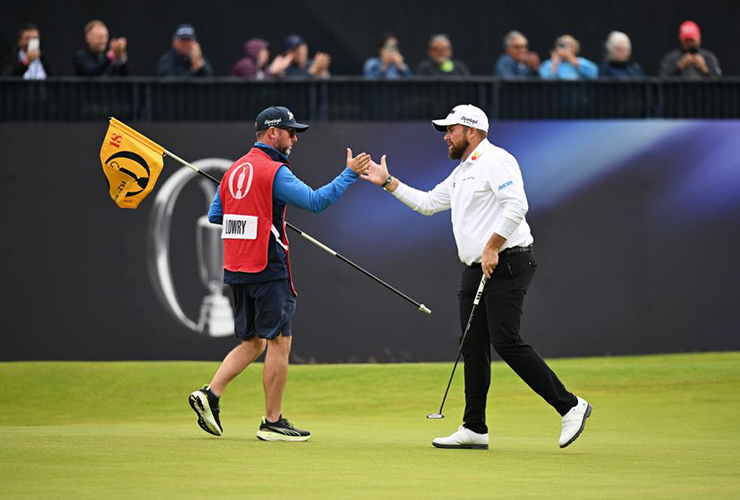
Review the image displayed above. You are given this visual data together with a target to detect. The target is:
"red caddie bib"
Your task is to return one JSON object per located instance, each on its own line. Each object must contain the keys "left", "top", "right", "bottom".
{"left": 219, "top": 147, "right": 290, "bottom": 275}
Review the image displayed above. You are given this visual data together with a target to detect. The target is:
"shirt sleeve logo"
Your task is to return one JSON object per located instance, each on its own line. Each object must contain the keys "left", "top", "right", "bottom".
{"left": 498, "top": 180, "right": 514, "bottom": 191}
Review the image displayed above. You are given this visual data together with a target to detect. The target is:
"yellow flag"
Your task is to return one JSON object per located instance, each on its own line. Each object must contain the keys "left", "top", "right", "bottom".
{"left": 100, "top": 117, "right": 165, "bottom": 209}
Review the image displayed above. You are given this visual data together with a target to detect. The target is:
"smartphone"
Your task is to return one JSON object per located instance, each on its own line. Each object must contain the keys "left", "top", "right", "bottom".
{"left": 27, "top": 38, "right": 39, "bottom": 52}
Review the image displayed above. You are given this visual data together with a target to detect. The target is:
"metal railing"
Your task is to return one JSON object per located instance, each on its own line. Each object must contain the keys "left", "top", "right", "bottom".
{"left": 2, "top": 77, "right": 739, "bottom": 121}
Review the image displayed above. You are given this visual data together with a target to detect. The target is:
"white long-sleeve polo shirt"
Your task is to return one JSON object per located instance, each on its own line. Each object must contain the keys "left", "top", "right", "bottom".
{"left": 391, "top": 138, "right": 533, "bottom": 265}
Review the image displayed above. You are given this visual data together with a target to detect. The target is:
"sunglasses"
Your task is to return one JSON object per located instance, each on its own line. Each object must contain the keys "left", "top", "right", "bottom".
{"left": 277, "top": 127, "right": 297, "bottom": 138}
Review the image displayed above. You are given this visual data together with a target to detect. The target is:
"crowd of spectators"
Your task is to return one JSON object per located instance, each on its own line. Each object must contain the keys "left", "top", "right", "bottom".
{"left": 1, "top": 20, "right": 723, "bottom": 81}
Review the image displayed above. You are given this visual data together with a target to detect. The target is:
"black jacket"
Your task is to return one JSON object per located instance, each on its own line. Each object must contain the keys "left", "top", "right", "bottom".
{"left": 73, "top": 48, "right": 128, "bottom": 76}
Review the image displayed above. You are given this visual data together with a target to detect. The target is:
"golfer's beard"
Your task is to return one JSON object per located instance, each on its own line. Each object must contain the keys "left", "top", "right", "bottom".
{"left": 448, "top": 138, "right": 469, "bottom": 160}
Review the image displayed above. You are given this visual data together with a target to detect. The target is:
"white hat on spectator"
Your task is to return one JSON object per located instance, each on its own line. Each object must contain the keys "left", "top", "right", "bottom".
{"left": 432, "top": 104, "right": 489, "bottom": 132}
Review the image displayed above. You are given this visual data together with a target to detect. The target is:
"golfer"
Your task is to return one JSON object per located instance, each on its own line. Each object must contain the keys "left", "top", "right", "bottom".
{"left": 189, "top": 105, "right": 370, "bottom": 442}
{"left": 361, "top": 104, "right": 591, "bottom": 449}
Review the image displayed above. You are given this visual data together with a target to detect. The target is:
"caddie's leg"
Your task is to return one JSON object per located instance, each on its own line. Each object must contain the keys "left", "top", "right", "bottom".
{"left": 264, "top": 333, "right": 292, "bottom": 422}
{"left": 209, "top": 337, "right": 266, "bottom": 397}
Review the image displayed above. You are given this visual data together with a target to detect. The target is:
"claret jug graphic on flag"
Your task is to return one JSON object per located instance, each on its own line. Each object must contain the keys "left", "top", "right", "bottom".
{"left": 100, "top": 118, "right": 165, "bottom": 209}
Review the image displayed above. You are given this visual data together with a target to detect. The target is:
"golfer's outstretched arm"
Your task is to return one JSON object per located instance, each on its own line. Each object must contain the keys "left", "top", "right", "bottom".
{"left": 361, "top": 155, "right": 451, "bottom": 215}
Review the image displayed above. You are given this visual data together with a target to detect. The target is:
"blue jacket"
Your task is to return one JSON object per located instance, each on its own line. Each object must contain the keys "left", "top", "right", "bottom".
{"left": 494, "top": 54, "right": 538, "bottom": 78}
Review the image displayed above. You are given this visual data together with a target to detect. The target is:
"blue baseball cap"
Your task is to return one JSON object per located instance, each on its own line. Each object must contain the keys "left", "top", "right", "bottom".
{"left": 255, "top": 106, "right": 309, "bottom": 132}
{"left": 283, "top": 34, "right": 305, "bottom": 51}
{"left": 174, "top": 24, "right": 196, "bottom": 39}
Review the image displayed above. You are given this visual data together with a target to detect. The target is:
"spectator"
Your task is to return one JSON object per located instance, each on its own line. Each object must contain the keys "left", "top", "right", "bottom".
{"left": 415, "top": 34, "right": 470, "bottom": 77}
{"left": 2, "top": 23, "right": 52, "bottom": 79}
{"left": 272, "top": 34, "right": 330, "bottom": 79}
{"left": 600, "top": 31, "right": 645, "bottom": 78}
{"left": 231, "top": 38, "right": 272, "bottom": 79}
{"left": 363, "top": 33, "right": 412, "bottom": 79}
{"left": 73, "top": 20, "right": 128, "bottom": 76}
{"left": 494, "top": 30, "right": 539, "bottom": 78}
{"left": 156, "top": 24, "right": 213, "bottom": 77}
{"left": 539, "top": 35, "right": 598, "bottom": 80}
{"left": 659, "top": 21, "right": 721, "bottom": 79}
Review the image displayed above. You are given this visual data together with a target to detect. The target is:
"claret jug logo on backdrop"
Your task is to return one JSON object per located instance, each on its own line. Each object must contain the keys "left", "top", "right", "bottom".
{"left": 146, "top": 158, "right": 235, "bottom": 338}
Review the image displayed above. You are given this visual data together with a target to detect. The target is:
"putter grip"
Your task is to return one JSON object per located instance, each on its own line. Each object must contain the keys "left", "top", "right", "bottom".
{"left": 473, "top": 277, "right": 487, "bottom": 306}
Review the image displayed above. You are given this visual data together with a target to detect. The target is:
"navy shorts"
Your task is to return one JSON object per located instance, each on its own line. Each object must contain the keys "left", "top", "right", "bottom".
{"left": 230, "top": 279, "right": 296, "bottom": 340}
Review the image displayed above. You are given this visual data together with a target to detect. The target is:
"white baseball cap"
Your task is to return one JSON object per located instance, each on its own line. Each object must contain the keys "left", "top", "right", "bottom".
{"left": 432, "top": 104, "right": 489, "bottom": 132}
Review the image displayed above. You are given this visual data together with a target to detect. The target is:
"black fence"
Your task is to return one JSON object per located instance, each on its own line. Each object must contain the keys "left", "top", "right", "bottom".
{"left": 2, "top": 77, "right": 740, "bottom": 121}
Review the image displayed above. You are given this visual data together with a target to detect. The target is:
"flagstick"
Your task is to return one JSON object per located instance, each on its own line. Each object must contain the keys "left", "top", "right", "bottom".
{"left": 162, "top": 150, "right": 432, "bottom": 315}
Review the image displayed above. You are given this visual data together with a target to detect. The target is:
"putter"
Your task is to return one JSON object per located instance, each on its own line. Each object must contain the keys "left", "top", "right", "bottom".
{"left": 427, "top": 275, "right": 487, "bottom": 420}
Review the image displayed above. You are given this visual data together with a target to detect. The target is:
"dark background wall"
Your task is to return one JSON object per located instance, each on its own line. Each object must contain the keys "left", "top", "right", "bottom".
{"left": 2, "top": 0, "right": 739, "bottom": 77}
{"left": 1, "top": 121, "right": 739, "bottom": 362}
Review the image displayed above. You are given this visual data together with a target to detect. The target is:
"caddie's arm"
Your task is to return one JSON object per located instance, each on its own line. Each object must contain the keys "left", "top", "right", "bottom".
{"left": 273, "top": 149, "right": 370, "bottom": 214}
{"left": 208, "top": 190, "right": 223, "bottom": 224}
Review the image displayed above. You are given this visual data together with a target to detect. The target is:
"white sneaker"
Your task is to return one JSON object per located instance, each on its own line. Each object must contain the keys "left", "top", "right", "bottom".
{"left": 559, "top": 396, "right": 592, "bottom": 448}
{"left": 432, "top": 426, "right": 489, "bottom": 449}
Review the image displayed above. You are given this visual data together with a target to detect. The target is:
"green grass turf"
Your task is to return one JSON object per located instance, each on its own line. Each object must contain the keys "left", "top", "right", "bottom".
{"left": 1, "top": 353, "right": 739, "bottom": 499}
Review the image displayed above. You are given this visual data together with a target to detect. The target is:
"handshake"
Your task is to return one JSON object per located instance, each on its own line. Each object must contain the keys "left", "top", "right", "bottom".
{"left": 346, "top": 148, "right": 395, "bottom": 190}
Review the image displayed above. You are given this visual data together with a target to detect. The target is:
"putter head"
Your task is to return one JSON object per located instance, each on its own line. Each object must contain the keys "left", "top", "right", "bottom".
{"left": 426, "top": 413, "right": 445, "bottom": 419}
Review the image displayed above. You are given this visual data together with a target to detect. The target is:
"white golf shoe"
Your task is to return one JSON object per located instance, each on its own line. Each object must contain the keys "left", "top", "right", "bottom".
{"left": 432, "top": 426, "right": 489, "bottom": 449}
{"left": 559, "top": 396, "right": 592, "bottom": 448}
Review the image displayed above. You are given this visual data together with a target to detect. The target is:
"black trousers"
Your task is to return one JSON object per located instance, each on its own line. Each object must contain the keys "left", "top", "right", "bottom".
{"left": 459, "top": 249, "right": 577, "bottom": 434}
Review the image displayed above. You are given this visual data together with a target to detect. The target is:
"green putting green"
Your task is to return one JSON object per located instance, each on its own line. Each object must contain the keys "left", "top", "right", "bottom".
{"left": 1, "top": 352, "right": 738, "bottom": 499}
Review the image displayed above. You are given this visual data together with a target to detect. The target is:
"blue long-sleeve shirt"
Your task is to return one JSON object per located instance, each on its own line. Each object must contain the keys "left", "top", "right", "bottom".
{"left": 539, "top": 57, "right": 598, "bottom": 80}
{"left": 209, "top": 142, "right": 359, "bottom": 284}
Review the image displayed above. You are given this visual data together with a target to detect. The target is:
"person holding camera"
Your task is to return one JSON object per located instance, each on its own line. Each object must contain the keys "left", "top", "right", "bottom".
{"left": 2, "top": 23, "right": 52, "bottom": 79}
{"left": 74, "top": 20, "right": 128, "bottom": 77}
{"left": 363, "top": 33, "right": 412, "bottom": 79}
{"left": 156, "top": 24, "right": 213, "bottom": 77}
{"left": 659, "top": 21, "right": 721, "bottom": 79}
{"left": 539, "top": 34, "right": 598, "bottom": 80}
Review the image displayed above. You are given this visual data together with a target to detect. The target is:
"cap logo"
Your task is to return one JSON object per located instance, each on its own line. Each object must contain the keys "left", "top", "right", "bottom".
{"left": 264, "top": 118, "right": 282, "bottom": 126}
{"left": 460, "top": 116, "right": 478, "bottom": 125}
{"left": 288, "top": 111, "right": 294, "bottom": 121}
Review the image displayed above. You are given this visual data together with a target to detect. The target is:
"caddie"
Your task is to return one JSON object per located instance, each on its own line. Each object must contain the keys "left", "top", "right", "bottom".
{"left": 189, "top": 105, "right": 370, "bottom": 442}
